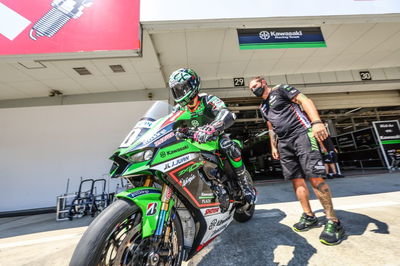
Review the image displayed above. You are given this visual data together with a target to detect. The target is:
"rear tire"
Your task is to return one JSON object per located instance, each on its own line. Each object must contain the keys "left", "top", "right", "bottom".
{"left": 233, "top": 203, "right": 255, "bottom": 223}
{"left": 69, "top": 198, "right": 183, "bottom": 266}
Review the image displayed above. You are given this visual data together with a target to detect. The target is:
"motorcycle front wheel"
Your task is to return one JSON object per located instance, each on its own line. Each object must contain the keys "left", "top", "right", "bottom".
{"left": 69, "top": 198, "right": 184, "bottom": 266}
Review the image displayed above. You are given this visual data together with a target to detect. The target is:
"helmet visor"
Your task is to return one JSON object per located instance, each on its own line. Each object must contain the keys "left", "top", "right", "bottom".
{"left": 171, "top": 82, "right": 192, "bottom": 101}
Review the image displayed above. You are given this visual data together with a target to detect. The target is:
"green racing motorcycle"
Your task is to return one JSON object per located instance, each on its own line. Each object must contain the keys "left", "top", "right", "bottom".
{"left": 70, "top": 101, "right": 255, "bottom": 266}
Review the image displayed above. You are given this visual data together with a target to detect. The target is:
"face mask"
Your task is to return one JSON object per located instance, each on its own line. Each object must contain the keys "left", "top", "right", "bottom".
{"left": 252, "top": 85, "right": 265, "bottom": 97}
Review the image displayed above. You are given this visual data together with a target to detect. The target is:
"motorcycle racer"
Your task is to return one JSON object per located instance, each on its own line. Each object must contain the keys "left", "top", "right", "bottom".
{"left": 169, "top": 68, "right": 256, "bottom": 204}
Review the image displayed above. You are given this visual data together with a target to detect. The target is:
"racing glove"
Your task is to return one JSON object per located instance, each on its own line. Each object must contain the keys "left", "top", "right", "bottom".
{"left": 194, "top": 124, "right": 218, "bottom": 143}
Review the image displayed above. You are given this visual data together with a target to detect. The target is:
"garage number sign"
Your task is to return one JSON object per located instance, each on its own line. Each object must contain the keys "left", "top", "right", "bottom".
{"left": 233, "top": 77, "right": 245, "bottom": 87}
{"left": 360, "top": 71, "right": 372, "bottom": 80}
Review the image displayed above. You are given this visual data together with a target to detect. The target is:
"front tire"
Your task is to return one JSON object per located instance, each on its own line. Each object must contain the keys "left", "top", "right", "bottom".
{"left": 69, "top": 198, "right": 183, "bottom": 266}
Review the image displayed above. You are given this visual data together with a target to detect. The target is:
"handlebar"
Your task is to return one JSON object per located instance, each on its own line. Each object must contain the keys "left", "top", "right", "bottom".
{"left": 175, "top": 128, "right": 218, "bottom": 142}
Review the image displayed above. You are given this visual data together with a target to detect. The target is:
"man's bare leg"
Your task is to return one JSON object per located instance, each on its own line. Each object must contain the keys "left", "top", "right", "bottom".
{"left": 292, "top": 178, "right": 314, "bottom": 216}
{"left": 309, "top": 177, "right": 338, "bottom": 222}
{"left": 328, "top": 163, "right": 337, "bottom": 175}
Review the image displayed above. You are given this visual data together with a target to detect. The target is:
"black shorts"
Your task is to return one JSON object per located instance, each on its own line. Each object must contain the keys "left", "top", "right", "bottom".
{"left": 278, "top": 130, "right": 326, "bottom": 179}
{"left": 323, "top": 152, "right": 338, "bottom": 164}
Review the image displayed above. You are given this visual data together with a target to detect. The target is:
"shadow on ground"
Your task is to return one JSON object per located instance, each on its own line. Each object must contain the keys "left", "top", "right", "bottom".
{"left": 195, "top": 208, "right": 389, "bottom": 266}
{"left": 196, "top": 209, "right": 317, "bottom": 266}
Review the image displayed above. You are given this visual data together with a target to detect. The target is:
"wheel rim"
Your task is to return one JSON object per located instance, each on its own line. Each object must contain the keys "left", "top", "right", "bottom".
{"left": 98, "top": 211, "right": 181, "bottom": 266}
{"left": 99, "top": 212, "right": 146, "bottom": 266}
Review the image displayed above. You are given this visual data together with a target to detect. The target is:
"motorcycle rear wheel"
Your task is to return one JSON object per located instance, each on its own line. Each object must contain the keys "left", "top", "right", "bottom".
{"left": 69, "top": 198, "right": 184, "bottom": 266}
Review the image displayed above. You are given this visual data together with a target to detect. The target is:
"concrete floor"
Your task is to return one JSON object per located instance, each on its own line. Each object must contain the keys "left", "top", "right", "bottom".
{"left": 0, "top": 172, "right": 399, "bottom": 266}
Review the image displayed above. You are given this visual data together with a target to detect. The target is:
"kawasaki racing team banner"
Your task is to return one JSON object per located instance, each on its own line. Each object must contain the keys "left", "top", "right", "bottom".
{"left": 372, "top": 120, "right": 400, "bottom": 170}
{"left": 237, "top": 27, "right": 326, "bottom": 50}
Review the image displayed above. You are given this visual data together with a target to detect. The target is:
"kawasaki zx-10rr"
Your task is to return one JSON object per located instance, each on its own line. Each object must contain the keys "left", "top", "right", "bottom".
{"left": 70, "top": 101, "right": 256, "bottom": 266}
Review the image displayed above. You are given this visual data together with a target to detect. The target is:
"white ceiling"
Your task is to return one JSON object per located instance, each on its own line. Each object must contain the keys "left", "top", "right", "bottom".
{"left": 1, "top": 19, "right": 400, "bottom": 101}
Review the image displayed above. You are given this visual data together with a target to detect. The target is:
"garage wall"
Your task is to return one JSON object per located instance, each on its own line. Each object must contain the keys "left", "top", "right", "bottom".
{"left": 311, "top": 90, "right": 400, "bottom": 109}
{"left": 0, "top": 101, "right": 168, "bottom": 212}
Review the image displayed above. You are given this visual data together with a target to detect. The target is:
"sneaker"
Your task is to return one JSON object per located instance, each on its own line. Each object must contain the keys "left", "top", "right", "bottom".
{"left": 292, "top": 213, "right": 319, "bottom": 232}
{"left": 334, "top": 173, "right": 345, "bottom": 178}
{"left": 319, "top": 220, "right": 345, "bottom": 245}
{"left": 327, "top": 173, "right": 334, "bottom": 179}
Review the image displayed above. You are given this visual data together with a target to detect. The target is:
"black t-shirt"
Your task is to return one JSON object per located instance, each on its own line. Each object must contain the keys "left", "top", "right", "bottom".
{"left": 260, "top": 84, "right": 311, "bottom": 139}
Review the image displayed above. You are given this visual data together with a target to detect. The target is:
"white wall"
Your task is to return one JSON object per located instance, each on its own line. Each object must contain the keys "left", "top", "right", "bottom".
{"left": 141, "top": 0, "right": 400, "bottom": 22}
{"left": 0, "top": 101, "right": 168, "bottom": 212}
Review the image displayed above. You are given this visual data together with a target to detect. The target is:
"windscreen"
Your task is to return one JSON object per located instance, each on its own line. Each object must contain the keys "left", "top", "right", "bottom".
{"left": 119, "top": 101, "right": 172, "bottom": 148}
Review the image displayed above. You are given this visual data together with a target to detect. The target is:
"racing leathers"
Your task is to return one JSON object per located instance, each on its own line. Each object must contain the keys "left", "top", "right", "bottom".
{"left": 176, "top": 93, "right": 256, "bottom": 204}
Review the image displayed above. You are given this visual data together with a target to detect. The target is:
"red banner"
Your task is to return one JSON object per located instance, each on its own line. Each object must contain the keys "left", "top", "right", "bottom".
{"left": 0, "top": 0, "right": 140, "bottom": 55}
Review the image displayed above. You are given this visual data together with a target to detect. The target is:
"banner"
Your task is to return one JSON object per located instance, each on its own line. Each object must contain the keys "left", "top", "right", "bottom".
{"left": 237, "top": 27, "right": 326, "bottom": 50}
{"left": 372, "top": 120, "right": 400, "bottom": 169}
{"left": 0, "top": 0, "right": 141, "bottom": 56}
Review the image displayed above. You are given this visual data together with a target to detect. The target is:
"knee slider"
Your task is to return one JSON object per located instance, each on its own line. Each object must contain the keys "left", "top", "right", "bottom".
{"left": 220, "top": 139, "right": 241, "bottom": 159}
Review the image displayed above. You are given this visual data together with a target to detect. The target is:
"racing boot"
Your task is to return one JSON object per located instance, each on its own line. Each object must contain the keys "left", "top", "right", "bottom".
{"left": 236, "top": 170, "right": 257, "bottom": 204}
{"left": 211, "top": 183, "right": 229, "bottom": 212}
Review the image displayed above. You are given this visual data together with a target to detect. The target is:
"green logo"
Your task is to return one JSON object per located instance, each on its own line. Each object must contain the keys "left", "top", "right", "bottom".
{"left": 178, "top": 161, "right": 205, "bottom": 176}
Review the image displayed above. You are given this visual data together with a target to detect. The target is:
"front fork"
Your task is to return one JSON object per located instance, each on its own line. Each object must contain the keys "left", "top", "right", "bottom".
{"left": 155, "top": 183, "right": 173, "bottom": 237}
{"left": 144, "top": 177, "right": 175, "bottom": 264}
{"left": 142, "top": 175, "right": 174, "bottom": 238}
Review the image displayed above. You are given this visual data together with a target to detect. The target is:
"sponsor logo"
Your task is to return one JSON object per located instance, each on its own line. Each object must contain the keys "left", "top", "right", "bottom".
{"left": 165, "top": 145, "right": 189, "bottom": 157}
{"left": 154, "top": 132, "right": 175, "bottom": 147}
{"left": 259, "top": 31, "right": 270, "bottom": 40}
{"left": 146, "top": 202, "right": 158, "bottom": 216}
{"left": 208, "top": 216, "right": 232, "bottom": 231}
{"left": 136, "top": 120, "right": 154, "bottom": 129}
{"left": 204, "top": 207, "right": 220, "bottom": 216}
{"left": 216, "top": 216, "right": 231, "bottom": 226}
{"left": 143, "top": 129, "right": 168, "bottom": 145}
{"left": 127, "top": 189, "right": 161, "bottom": 199}
{"left": 208, "top": 219, "right": 217, "bottom": 230}
{"left": 259, "top": 30, "right": 303, "bottom": 40}
{"left": 191, "top": 120, "right": 200, "bottom": 127}
{"left": 163, "top": 155, "right": 190, "bottom": 171}
{"left": 201, "top": 198, "right": 212, "bottom": 204}
{"left": 211, "top": 223, "right": 228, "bottom": 237}
{"left": 181, "top": 174, "right": 196, "bottom": 187}
{"left": 178, "top": 161, "right": 205, "bottom": 176}
{"left": 201, "top": 192, "right": 214, "bottom": 197}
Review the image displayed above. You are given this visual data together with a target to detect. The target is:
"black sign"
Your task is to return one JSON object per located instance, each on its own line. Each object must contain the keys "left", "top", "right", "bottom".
{"left": 353, "top": 127, "right": 377, "bottom": 150}
{"left": 373, "top": 120, "right": 400, "bottom": 169}
{"left": 337, "top": 133, "right": 356, "bottom": 152}
{"left": 233, "top": 77, "right": 245, "bottom": 87}
{"left": 237, "top": 27, "right": 326, "bottom": 50}
{"left": 360, "top": 71, "right": 372, "bottom": 80}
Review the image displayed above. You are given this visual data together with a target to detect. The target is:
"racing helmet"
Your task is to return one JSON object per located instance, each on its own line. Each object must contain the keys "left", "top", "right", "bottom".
{"left": 168, "top": 68, "right": 200, "bottom": 106}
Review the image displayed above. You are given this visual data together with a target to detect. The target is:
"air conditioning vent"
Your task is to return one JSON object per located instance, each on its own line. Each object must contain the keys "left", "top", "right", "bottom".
{"left": 109, "top": 64, "right": 126, "bottom": 73}
{"left": 73, "top": 67, "right": 92, "bottom": 75}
